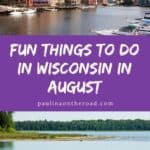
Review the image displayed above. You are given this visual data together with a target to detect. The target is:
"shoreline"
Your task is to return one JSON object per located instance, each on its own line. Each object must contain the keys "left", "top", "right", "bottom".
{"left": 0, "top": 131, "right": 113, "bottom": 141}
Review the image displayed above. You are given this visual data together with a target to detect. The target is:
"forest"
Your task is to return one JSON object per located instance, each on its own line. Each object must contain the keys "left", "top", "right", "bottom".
{"left": 1, "top": 112, "right": 150, "bottom": 131}
{"left": 15, "top": 119, "right": 150, "bottom": 131}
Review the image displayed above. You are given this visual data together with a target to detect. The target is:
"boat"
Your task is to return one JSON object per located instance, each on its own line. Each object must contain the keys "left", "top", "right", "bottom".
{"left": 78, "top": 5, "right": 96, "bottom": 10}
{"left": 107, "top": 3, "right": 116, "bottom": 6}
{"left": 22, "top": 9, "right": 36, "bottom": 14}
{"left": 9, "top": 10, "right": 22, "bottom": 16}
{"left": 87, "top": 5, "right": 96, "bottom": 9}
{"left": 138, "top": 24, "right": 150, "bottom": 34}
{"left": 93, "top": 24, "right": 141, "bottom": 35}
{"left": 93, "top": 24, "right": 150, "bottom": 35}
{"left": 0, "top": 10, "right": 12, "bottom": 15}
{"left": 92, "top": 29, "right": 116, "bottom": 35}
{"left": 128, "top": 12, "right": 150, "bottom": 25}
{"left": 44, "top": 8, "right": 58, "bottom": 12}
{"left": 144, "top": 12, "right": 150, "bottom": 20}
{"left": 127, "top": 19, "right": 141, "bottom": 25}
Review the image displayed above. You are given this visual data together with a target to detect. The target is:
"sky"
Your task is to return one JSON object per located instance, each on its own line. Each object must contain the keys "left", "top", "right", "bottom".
{"left": 14, "top": 112, "right": 150, "bottom": 121}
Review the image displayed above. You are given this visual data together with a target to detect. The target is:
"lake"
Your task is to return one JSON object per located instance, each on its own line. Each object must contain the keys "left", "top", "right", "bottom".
{"left": 0, "top": 131, "right": 150, "bottom": 150}
{"left": 0, "top": 6, "right": 149, "bottom": 35}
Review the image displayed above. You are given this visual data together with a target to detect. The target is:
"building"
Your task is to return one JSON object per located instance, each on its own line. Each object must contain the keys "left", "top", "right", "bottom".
{"left": 88, "top": 0, "right": 97, "bottom": 5}
{"left": 138, "top": 0, "right": 150, "bottom": 6}
{"left": 65, "top": 0, "right": 78, "bottom": 5}
{"left": 50, "top": 0, "right": 65, "bottom": 6}
{"left": 26, "top": 0, "right": 33, "bottom": 7}
{"left": 32, "top": 0, "right": 49, "bottom": 6}
{"left": 82, "top": 0, "right": 97, "bottom": 5}
{"left": 26, "top": 0, "right": 81, "bottom": 6}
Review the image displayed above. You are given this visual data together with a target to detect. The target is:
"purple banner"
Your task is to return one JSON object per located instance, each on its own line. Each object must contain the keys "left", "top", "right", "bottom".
{"left": 0, "top": 36, "right": 150, "bottom": 111}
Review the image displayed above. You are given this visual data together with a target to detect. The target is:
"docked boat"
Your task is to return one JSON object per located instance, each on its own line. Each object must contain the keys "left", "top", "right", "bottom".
{"left": 144, "top": 12, "right": 150, "bottom": 20}
{"left": 93, "top": 24, "right": 141, "bottom": 35}
{"left": 93, "top": 23, "right": 150, "bottom": 35}
{"left": 22, "top": 9, "right": 36, "bottom": 14}
{"left": 138, "top": 24, "right": 150, "bottom": 35}
{"left": 10, "top": 10, "right": 22, "bottom": 16}
{"left": 142, "top": 18, "right": 150, "bottom": 24}
{"left": 128, "top": 12, "right": 150, "bottom": 25}
{"left": 0, "top": 10, "right": 12, "bottom": 15}
{"left": 78, "top": 5, "right": 96, "bottom": 10}
{"left": 92, "top": 29, "right": 116, "bottom": 35}
{"left": 44, "top": 8, "right": 58, "bottom": 12}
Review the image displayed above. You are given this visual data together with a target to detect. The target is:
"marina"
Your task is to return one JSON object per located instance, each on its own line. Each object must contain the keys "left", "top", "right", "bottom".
{"left": 0, "top": 3, "right": 149, "bottom": 35}
{"left": 93, "top": 12, "right": 150, "bottom": 35}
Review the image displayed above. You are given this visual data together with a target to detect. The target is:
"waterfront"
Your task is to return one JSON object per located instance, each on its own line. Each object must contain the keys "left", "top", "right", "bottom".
{"left": 0, "top": 6, "right": 149, "bottom": 35}
{"left": 0, "top": 131, "right": 150, "bottom": 150}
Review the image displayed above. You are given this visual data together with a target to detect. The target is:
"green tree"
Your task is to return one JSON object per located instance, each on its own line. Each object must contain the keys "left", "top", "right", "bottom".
{"left": 0, "top": 112, "right": 14, "bottom": 131}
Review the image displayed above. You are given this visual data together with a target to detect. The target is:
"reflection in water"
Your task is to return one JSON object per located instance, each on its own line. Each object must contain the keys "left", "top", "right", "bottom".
{"left": 0, "top": 140, "right": 150, "bottom": 150}
{"left": 0, "top": 6, "right": 149, "bottom": 35}
{"left": 0, "top": 132, "right": 150, "bottom": 150}
{"left": 0, "top": 142, "right": 13, "bottom": 150}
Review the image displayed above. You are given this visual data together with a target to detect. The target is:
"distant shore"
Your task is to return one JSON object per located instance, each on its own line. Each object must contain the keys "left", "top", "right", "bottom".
{"left": 0, "top": 131, "right": 113, "bottom": 141}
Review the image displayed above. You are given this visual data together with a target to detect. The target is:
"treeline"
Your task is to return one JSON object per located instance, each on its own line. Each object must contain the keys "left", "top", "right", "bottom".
{"left": 15, "top": 119, "right": 150, "bottom": 131}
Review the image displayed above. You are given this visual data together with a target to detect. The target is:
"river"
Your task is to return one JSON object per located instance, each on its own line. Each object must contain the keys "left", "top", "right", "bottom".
{"left": 0, "top": 6, "right": 149, "bottom": 35}
{"left": 0, "top": 131, "right": 150, "bottom": 150}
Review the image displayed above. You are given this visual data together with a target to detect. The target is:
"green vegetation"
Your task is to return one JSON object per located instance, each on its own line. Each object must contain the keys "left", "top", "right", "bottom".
{"left": 15, "top": 119, "right": 150, "bottom": 131}
{"left": 1, "top": 112, "right": 150, "bottom": 141}
{"left": 0, "top": 112, "right": 109, "bottom": 140}
{"left": 0, "top": 112, "right": 14, "bottom": 132}
{"left": 0, "top": 131, "right": 89, "bottom": 140}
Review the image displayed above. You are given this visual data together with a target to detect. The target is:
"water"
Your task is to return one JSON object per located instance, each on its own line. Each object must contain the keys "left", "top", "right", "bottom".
{"left": 1, "top": 140, "right": 150, "bottom": 150}
{"left": 38, "top": 131, "right": 150, "bottom": 141}
{"left": 0, "top": 131, "right": 150, "bottom": 150}
{"left": 0, "top": 6, "right": 149, "bottom": 35}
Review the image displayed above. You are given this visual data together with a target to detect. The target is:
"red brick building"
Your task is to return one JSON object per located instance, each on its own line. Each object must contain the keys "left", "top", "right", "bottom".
{"left": 26, "top": 0, "right": 33, "bottom": 7}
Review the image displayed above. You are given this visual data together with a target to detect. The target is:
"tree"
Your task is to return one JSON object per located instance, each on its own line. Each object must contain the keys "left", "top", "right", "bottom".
{"left": 0, "top": 112, "right": 14, "bottom": 131}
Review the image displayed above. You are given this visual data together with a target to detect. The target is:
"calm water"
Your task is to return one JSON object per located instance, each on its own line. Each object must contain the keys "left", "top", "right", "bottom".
{"left": 0, "top": 131, "right": 150, "bottom": 150}
{"left": 38, "top": 131, "right": 150, "bottom": 141}
{"left": 0, "top": 6, "right": 149, "bottom": 35}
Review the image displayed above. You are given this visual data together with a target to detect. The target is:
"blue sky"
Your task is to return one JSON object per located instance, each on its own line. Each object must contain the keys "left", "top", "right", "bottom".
{"left": 14, "top": 112, "right": 150, "bottom": 121}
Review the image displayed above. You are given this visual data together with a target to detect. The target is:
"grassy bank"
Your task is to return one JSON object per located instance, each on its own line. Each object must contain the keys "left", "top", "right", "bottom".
{"left": 0, "top": 131, "right": 85, "bottom": 140}
{"left": 0, "top": 131, "right": 111, "bottom": 141}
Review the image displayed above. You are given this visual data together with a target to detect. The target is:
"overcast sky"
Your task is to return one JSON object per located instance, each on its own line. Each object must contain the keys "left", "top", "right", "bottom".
{"left": 14, "top": 112, "right": 150, "bottom": 121}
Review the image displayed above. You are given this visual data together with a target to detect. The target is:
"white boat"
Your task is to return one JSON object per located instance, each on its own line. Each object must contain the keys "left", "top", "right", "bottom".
{"left": 139, "top": 24, "right": 150, "bottom": 35}
{"left": 142, "top": 18, "right": 150, "bottom": 24}
{"left": 44, "top": 8, "right": 58, "bottom": 12}
{"left": 94, "top": 24, "right": 150, "bottom": 35}
{"left": 10, "top": 10, "right": 22, "bottom": 16}
{"left": 22, "top": 9, "right": 36, "bottom": 14}
{"left": 79, "top": 5, "right": 96, "bottom": 10}
{"left": 127, "top": 19, "right": 141, "bottom": 25}
{"left": 128, "top": 12, "right": 150, "bottom": 25}
{"left": 93, "top": 25, "right": 140, "bottom": 35}
{"left": 107, "top": 3, "right": 116, "bottom": 6}
{"left": 144, "top": 12, "right": 150, "bottom": 20}
{"left": 88, "top": 5, "right": 96, "bottom": 9}
{"left": 93, "top": 29, "right": 116, "bottom": 35}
